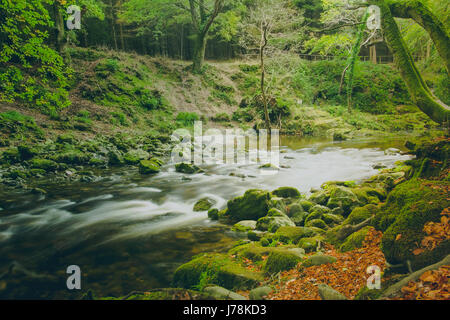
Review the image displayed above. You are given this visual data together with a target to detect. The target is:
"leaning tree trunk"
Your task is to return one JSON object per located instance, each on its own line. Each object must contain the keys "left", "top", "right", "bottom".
{"left": 374, "top": 0, "right": 449, "bottom": 124}
{"left": 386, "top": 0, "right": 450, "bottom": 76}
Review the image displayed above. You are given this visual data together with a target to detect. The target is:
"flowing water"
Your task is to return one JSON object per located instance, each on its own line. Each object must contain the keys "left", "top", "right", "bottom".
{"left": 0, "top": 136, "right": 413, "bottom": 299}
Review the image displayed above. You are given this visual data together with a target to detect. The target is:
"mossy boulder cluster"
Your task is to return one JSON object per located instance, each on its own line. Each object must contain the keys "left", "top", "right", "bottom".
{"left": 0, "top": 132, "right": 171, "bottom": 189}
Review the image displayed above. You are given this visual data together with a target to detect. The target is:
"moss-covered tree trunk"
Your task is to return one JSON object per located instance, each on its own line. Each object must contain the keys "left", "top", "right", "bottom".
{"left": 188, "top": 0, "right": 224, "bottom": 73}
{"left": 372, "top": 0, "right": 449, "bottom": 124}
{"left": 192, "top": 33, "right": 207, "bottom": 73}
{"left": 386, "top": 0, "right": 450, "bottom": 75}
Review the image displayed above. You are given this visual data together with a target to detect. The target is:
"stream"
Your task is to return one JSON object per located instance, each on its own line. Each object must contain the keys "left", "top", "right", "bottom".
{"left": 0, "top": 136, "right": 413, "bottom": 299}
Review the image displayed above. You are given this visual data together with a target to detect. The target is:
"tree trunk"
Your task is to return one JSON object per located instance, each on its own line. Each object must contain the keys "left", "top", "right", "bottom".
{"left": 54, "top": 4, "right": 65, "bottom": 52}
{"left": 386, "top": 0, "right": 450, "bottom": 75}
{"left": 375, "top": 0, "right": 449, "bottom": 124}
{"left": 192, "top": 33, "right": 207, "bottom": 73}
{"left": 109, "top": 0, "right": 118, "bottom": 50}
{"left": 260, "top": 23, "right": 271, "bottom": 132}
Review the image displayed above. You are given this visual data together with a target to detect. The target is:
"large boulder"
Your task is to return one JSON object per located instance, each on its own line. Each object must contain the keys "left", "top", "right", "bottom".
{"left": 298, "top": 236, "right": 324, "bottom": 253}
{"left": 172, "top": 253, "right": 263, "bottom": 290}
{"left": 139, "top": 159, "right": 161, "bottom": 174}
{"left": 308, "top": 190, "right": 329, "bottom": 206}
{"left": 344, "top": 204, "right": 378, "bottom": 225}
{"left": 340, "top": 226, "right": 373, "bottom": 252}
{"left": 375, "top": 179, "right": 450, "bottom": 270}
{"left": 326, "top": 186, "right": 361, "bottom": 215}
{"left": 304, "top": 205, "right": 330, "bottom": 225}
{"left": 273, "top": 226, "right": 315, "bottom": 244}
{"left": 305, "top": 219, "right": 328, "bottom": 230}
{"left": 226, "top": 189, "right": 271, "bottom": 222}
{"left": 228, "top": 242, "right": 302, "bottom": 263}
{"left": 272, "top": 187, "right": 301, "bottom": 199}
{"left": 256, "top": 210, "right": 295, "bottom": 232}
{"left": 124, "top": 149, "right": 150, "bottom": 164}
{"left": 233, "top": 220, "right": 257, "bottom": 232}
{"left": 322, "top": 213, "right": 344, "bottom": 226}
{"left": 263, "top": 251, "right": 302, "bottom": 274}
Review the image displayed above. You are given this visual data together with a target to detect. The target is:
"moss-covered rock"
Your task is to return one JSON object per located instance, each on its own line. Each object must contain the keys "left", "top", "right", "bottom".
{"left": 124, "top": 149, "right": 150, "bottom": 164}
{"left": 247, "top": 230, "right": 265, "bottom": 241}
{"left": 232, "top": 220, "right": 257, "bottom": 232}
{"left": 376, "top": 179, "right": 450, "bottom": 270}
{"left": 297, "top": 235, "right": 324, "bottom": 253}
{"left": 193, "top": 198, "right": 214, "bottom": 212}
{"left": 344, "top": 204, "right": 378, "bottom": 225}
{"left": 352, "top": 186, "right": 386, "bottom": 205}
{"left": 340, "top": 226, "right": 373, "bottom": 252}
{"left": 226, "top": 189, "right": 271, "bottom": 222}
{"left": 287, "top": 203, "right": 304, "bottom": 216}
{"left": 302, "top": 253, "right": 337, "bottom": 268}
{"left": 273, "top": 226, "right": 315, "bottom": 244}
{"left": 29, "top": 158, "right": 58, "bottom": 172}
{"left": 207, "top": 208, "right": 219, "bottom": 220}
{"left": 175, "top": 162, "right": 203, "bottom": 174}
{"left": 263, "top": 251, "right": 302, "bottom": 274}
{"left": 306, "top": 205, "right": 330, "bottom": 221}
{"left": 268, "top": 197, "right": 287, "bottom": 212}
{"left": 272, "top": 187, "right": 301, "bottom": 199}
{"left": 256, "top": 214, "right": 295, "bottom": 232}
{"left": 299, "top": 200, "right": 315, "bottom": 212}
{"left": 138, "top": 159, "right": 161, "bottom": 174}
{"left": 318, "top": 284, "right": 347, "bottom": 300}
{"left": 54, "top": 151, "right": 90, "bottom": 165}
{"left": 107, "top": 150, "right": 124, "bottom": 165}
{"left": 172, "top": 253, "right": 263, "bottom": 290}
{"left": 326, "top": 186, "right": 361, "bottom": 215}
{"left": 204, "top": 286, "right": 246, "bottom": 300}
{"left": 322, "top": 213, "right": 344, "bottom": 226}
{"left": 305, "top": 219, "right": 328, "bottom": 230}
{"left": 308, "top": 190, "right": 329, "bottom": 205}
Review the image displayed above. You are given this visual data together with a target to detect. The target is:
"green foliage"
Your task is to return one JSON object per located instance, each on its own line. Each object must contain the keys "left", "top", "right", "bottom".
{"left": 176, "top": 112, "right": 199, "bottom": 126}
{"left": 110, "top": 111, "right": 128, "bottom": 126}
{"left": 211, "top": 113, "right": 231, "bottom": 122}
{"left": 0, "top": 0, "right": 71, "bottom": 110}
{"left": 0, "top": 111, "right": 43, "bottom": 136}
{"left": 292, "top": 60, "right": 411, "bottom": 114}
{"left": 138, "top": 89, "right": 164, "bottom": 110}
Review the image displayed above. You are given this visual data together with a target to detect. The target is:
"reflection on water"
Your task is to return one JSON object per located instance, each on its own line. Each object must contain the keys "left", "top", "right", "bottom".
{"left": 0, "top": 136, "right": 413, "bottom": 298}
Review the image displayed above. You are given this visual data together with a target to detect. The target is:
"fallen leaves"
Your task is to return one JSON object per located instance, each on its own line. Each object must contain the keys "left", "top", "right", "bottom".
{"left": 397, "top": 266, "right": 450, "bottom": 300}
{"left": 267, "top": 228, "right": 386, "bottom": 300}
{"left": 413, "top": 207, "right": 450, "bottom": 255}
